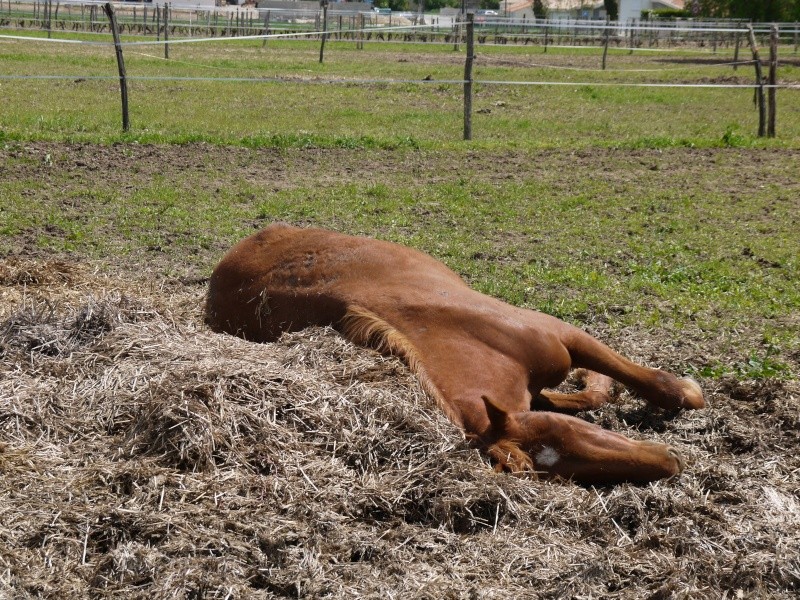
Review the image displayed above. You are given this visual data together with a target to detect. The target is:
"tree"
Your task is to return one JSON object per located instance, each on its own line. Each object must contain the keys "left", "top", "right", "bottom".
{"left": 603, "top": 0, "right": 618, "bottom": 21}
{"left": 374, "top": 0, "right": 410, "bottom": 10}
{"left": 727, "top": 0, "right": 781, "bottom": 20}
{"left": 533, "top": 0, "right": 546, "bottom": 19}
{"left": 695, "top": 0, "right": 800, "bottom": 20}
{"left": 412, "top": 0, "right": 460, "bottom": 10}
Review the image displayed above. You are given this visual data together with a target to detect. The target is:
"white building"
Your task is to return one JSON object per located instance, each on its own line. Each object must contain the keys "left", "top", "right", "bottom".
{"left": 499, "top": 0, "right": 684, "bottom": 21}
{"left": 150, "top": 0, "right": 217, "bottom": 7}
{"left": 619, "top": 0, "right": 684, "bottom": 22}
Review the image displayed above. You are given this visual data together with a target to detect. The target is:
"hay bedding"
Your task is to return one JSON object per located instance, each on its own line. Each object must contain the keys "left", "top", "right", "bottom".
{"left": 0, "top": 260, "right": 798, "bottom": 599}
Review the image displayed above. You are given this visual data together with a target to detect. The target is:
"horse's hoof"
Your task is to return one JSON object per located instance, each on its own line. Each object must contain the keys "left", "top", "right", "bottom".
{"left": 666, "top": 446, "right": 685, "bottom": 475}
{"left": 679, "top": 377, "right": 705, "bottom": 410}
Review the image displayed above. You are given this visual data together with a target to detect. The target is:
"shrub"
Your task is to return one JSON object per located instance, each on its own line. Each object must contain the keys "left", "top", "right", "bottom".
{"left": 644, "top": 8, "right": 691, "bottom": 19}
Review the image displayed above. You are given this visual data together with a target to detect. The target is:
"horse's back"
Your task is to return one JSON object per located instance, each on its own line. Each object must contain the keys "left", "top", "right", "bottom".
{"left": 205, "top": 223, "right": 467, "bottom": 341}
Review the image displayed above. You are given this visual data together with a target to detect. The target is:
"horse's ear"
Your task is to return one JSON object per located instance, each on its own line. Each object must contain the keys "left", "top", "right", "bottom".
{"left": 482, "top": 395, "right": 508, "bottom": 431}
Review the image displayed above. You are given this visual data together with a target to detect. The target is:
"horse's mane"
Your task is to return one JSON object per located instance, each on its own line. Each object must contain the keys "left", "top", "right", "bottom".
{"left": 341, "top": 305, "right": 537, "bottom": 476}
{"left": 340, "top": 304, "right": 463, "bottom": 427}
{"left": 483, "top": 438, "right": 536, "bottom": 475}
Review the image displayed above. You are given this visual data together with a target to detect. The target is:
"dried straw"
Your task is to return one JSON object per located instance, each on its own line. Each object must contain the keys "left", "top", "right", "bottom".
{"left": 1, "top": 259, "right": 798, "bottom": 598}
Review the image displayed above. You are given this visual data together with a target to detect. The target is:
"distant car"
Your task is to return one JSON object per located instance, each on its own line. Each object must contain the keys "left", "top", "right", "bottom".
{"left": 478, "top": 9, "right": 499, "bottom": 16}
{"left": 373, "top": 7, "right": 391, "bottom": 14}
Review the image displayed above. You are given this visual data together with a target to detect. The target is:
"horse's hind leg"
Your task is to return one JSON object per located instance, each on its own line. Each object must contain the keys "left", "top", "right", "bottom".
{"left": 533, "top": 369, "right": 614, "bottom": 413}
{"left": 561, "top": 326, "right": 705, "bottom": 410}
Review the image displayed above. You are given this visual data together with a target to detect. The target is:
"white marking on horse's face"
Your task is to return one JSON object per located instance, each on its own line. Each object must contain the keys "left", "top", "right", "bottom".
{"left": 535, "top": 446, "right": 560, "bottom": 468}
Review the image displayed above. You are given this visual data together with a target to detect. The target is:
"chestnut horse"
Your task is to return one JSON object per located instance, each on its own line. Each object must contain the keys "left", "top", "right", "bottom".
{"left": 206, "top": 223, "right": 705, "bottom": 484}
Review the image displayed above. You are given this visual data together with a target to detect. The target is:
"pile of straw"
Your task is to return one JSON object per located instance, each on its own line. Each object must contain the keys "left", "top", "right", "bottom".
{"left": 1, "top": 259, "right": 798, "bottom": 598}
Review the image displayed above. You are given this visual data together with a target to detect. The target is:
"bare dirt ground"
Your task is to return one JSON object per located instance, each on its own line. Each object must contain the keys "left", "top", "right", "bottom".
{"left": 1, "top": 143, "right": 799, "bottom": 598}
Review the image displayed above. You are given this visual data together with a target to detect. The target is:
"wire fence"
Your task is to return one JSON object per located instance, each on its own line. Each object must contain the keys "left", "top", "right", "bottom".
{"left": 2, "top": 0, "right": 800, "bottom": 52}
{"left": 1, "top": 1, "right": 798, "bottom": 141}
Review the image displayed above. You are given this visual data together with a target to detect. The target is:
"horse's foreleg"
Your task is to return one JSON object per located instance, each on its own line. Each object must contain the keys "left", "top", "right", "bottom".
{"left": 505, "top": 409, "right": 684, "bottom": 484}
{"left": 534, "top": 369, "right": 614, "bottom": 413}
{"left": 561, "top": 327, "right": 705, "bottom": 410}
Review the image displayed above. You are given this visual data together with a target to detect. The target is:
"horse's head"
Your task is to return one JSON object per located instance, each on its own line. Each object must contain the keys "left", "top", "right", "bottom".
{"left": 480, "top": 396, "right": 684, "bottom": 483}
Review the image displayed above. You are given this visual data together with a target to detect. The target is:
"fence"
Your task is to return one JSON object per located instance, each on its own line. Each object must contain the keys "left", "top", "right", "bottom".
{"left": 3, "top": 0, "right": 800, "bottom": 51}
{"left": 2, "top": 1, "right": 799, "bottom": 142}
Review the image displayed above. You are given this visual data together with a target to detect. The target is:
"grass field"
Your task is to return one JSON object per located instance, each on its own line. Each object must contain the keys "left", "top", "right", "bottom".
{"left": 2, "top": 31, "right": 800, "bottom": 147}
{"left": 1, "top": 30, "right": 799, "bottom": 599}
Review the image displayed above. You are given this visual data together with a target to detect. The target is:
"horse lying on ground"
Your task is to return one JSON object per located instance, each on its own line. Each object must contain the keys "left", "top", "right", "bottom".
{"left": 206, "top": 223, "right": 705, "bottom": 484}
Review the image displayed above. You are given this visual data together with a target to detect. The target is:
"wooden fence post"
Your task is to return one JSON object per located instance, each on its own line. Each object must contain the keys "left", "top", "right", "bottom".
{"left": 164, "top": 3, "right": 170, "bottom": 59}
{"left": 768, "top": 24, "right": 778, "bottom": 138}
{"left": 319, "top": 0, "right": 328, "bottom": 64}
{"left": 46, "top": 0, "right": 52, "bottom": 38}
{"left": 262, "top": 11, "right": 270, "bottom": 48}
{"left": 733, "top": 30, "right": 740, "bottom": 70}
{"left": 543, "top": 23, "right": 548, "bottom": 53}
{"left": 103, "top": 2, "right": 130, "bottom": 132}
{"left": 601, "top": 17, "right": 610, "bottom": 70}
{"left": 629, "top": 18, "right": 634, "bottom": 54}
{"left": 747, "top": 25, "right": 766, "bottom": 137}
{"left": 463, "top": 12, "right": 474, "bottom": 141}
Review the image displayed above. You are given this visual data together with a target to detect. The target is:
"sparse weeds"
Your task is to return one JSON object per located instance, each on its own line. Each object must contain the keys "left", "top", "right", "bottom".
{"left": 721, "top": 124, "right": 751, "bottom": 148}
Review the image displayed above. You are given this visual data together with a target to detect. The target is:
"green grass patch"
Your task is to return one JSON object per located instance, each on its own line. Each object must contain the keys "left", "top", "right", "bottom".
{"left": 2, "top": 143, "right": 798, "bottom": 379}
